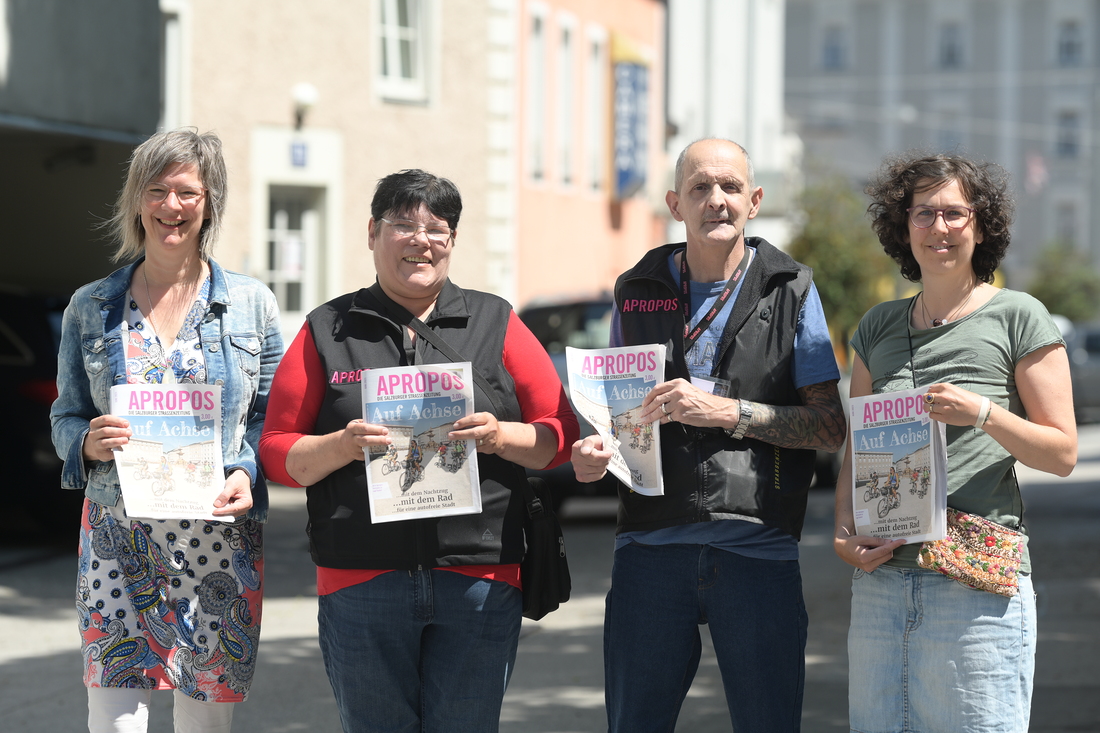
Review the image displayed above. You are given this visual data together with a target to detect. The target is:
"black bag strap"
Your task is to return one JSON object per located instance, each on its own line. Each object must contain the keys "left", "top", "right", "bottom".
{"left": 366, "top": 285, "right": 558, "bottom": 524}
{"left": 906, "top": 298, "right": 1026, "bottom": 533}
{"left": 363, "top": 285, "right": 505, "bottom": 415}
{"left": 523, "top": 476, "right": 549, "bottom": 519}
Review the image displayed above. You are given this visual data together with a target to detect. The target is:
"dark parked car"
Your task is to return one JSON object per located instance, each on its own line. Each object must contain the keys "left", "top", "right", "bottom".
{"left": 0, "top": 288, "right": 81, "bottom": 535}
{"left": 519, "top": 297, "right": 619, "bottom": 509}
{"left": 1066, "top": 319, "right": 1100, "bottom": 423}
{"left": 518, "top": 295, "right": 844, "bottom": 509}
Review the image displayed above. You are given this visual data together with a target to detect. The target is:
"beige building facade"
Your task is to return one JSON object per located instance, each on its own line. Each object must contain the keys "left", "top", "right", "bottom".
{"left": 173, "top": 0, "right": 506, "bottom": 341}
{"left": 515, "top": 0, "right": 668, "bottom": 306}
{"left": 173, "top": 0, "right": 668, "bottom": 340}
{"left": 3, "top": 0, "right": 669, "bottom": 336}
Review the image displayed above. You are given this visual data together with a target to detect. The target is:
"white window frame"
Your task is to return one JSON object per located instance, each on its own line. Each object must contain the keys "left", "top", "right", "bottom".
{"left": 1054, "top": 200, "right": 1078, "bottom": 246}
{"left": 266, "top": 187, "right": 323, "bottom": 323}
{"left": 159, "top": 0, "right": 192, "bottom": 130}
{"left": 938, "top": 21, "right": 964, "bottom": 70}
{"left": 812, "top": 1, "right": 854, "bottom": 73}
{"left": 584, "top": 25, "right": 608, "bottom": 192}
{"left": 376, "top": 0, "right": 430, "bottom": 103}
{"left": 1056, "top": 18, "right": 1084, "bottom": 67}
{"left": 1056, "top": 108, "right": 1081, "bottom": 159}
{"left": 526, "top": 2, "right": 549, "bottom": 182}
{"left": 556, "top": 13, "right": 577, "bottom": 186}
{"left": 821, "top": 25, "right": 846, "bottom": 71}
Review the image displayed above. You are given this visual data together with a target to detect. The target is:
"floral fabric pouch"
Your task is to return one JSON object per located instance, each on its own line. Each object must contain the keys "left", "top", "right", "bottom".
{"left": 918, "top": 507, "right": 1023, "bottom": 597}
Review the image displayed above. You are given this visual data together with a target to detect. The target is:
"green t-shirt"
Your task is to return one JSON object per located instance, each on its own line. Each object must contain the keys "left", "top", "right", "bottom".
{"left": 850, "top": 288, "right": 1064, "bottom": 570}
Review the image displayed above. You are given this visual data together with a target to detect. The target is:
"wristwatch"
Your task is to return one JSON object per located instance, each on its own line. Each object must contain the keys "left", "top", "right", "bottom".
{"left": 725, "top": 400, "right": 753, "bottom": 441}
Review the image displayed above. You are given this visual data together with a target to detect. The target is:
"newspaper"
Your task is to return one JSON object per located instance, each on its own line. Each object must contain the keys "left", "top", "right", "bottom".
{"left": 362, "top": 363, "right": 481, "bottom": 523}
{"left": 565, "top": 345, "right": 665, "bottom": 496}
{"left": 109, "top": 384, "right": 225, "bottom": 520}
{"left": 849, "top": 386, "right": 948, "bottom": 543}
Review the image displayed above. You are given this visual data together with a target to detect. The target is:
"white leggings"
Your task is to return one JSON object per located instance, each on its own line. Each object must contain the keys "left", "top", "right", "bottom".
{"left": 87, "top": 687, "right": 235, "bottom": 733}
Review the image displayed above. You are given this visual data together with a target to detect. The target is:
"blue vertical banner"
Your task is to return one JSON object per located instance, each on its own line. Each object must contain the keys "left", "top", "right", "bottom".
{"left": 611, "top": 34, "right": 642, "bottom": 200}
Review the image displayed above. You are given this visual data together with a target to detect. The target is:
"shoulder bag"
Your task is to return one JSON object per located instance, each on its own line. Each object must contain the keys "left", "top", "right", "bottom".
{"left": 917, "top": 506, "right": 1022, "bottom": 597}
{"left": 519, "top": 476, "right": 572, "bottom": 620}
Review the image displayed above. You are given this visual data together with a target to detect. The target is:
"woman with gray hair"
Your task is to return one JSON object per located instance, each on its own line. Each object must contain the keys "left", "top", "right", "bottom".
{"left": 51, "top": 129, "right": 283, "bottom": 732}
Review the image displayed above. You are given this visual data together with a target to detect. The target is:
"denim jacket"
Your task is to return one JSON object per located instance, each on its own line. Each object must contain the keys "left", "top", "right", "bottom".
{"left": 50, "top": 258, "right": 284, "bottom": 522}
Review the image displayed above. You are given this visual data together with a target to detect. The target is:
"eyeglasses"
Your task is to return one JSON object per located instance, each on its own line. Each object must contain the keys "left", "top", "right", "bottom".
{"left": 380, "top": 217, "right": 453, "bottom": 244}
{"left": 143, "top": 183, "right": 206, "bottom": 206}
{"left": 906, "top": 205, "right": 975, "bottom": 229}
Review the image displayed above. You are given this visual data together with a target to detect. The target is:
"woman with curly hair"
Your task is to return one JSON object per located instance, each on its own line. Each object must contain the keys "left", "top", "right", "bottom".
{"left": 833, "top": 152, "right": 1076, "bottom": 732}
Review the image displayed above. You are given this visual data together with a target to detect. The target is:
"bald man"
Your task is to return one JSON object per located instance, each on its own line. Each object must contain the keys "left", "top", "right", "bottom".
{"left": 572, "top": 139, "right": 845, "bottom": 732}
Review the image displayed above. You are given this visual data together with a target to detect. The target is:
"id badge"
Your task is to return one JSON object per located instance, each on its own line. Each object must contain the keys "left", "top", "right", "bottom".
{"left": 691, "top": 376, "right": 730, "bottom": 398}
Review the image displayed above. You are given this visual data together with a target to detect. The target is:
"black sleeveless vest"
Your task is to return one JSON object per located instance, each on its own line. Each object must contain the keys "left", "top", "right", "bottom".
{"left": 303, "top": 281, "right": 528, "bottom": 569}
{"left": 614, "top": 238, "right": 818, "bottom": 539}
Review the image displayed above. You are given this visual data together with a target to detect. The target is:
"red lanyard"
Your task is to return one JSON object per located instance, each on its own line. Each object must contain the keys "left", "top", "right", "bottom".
{"left": 680, "top": 248, "right": 751, "bottom": 353}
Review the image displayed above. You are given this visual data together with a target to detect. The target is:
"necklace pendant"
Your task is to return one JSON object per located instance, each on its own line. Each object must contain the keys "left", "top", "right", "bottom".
{"left": 932, "top": 318, "right": 944, "bottom": 327}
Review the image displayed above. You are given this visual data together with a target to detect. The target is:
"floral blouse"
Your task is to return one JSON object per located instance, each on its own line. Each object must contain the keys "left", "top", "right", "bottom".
{"left": 123, "top": 278, "right": 211, "bottom": 384}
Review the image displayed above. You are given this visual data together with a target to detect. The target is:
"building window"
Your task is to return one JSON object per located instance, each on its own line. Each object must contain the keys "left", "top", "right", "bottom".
{"left": 159, "top": 0, "right": 188, "bottom": 130}
{"left": 1056, "top": 111, "right": 1080, "bottom": 158}
{"left": 938, "top": 22, "right": 963, "bottom": 69}
{"left": 377, "top": 0, "right": 428, "bottom": 102}
{"left": 526, "top": 11, "right": 548, "bottom": 181}
{"left": 267, "top": 187, "right": 323, "bottom": 319}
{"left": 584, "top": 30, "right": 607, "bottom": 192}
{"left": 822, "top": 26, "right": 846, "bottom": 71}
{"left": 1056, "top": 202, "right": 1077, "bottom": 246}
{"left": 937, "top": 111, "right": 963, "bottom": 152}
{"left": 557, "top": 23, "right": 575, "bottom": 186}
{"left": 1057, "top": 20, "right": 1083, "bottom": 67}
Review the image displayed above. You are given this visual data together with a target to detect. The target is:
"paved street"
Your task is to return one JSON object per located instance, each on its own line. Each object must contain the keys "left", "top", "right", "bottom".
{"left": 2, "top": 427, "right": 1098, "bottom": 732}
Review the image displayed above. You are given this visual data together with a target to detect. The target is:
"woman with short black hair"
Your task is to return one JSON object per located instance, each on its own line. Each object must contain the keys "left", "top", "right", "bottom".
{"left": 260, "top": 169, "right": 577, "bottom": 733}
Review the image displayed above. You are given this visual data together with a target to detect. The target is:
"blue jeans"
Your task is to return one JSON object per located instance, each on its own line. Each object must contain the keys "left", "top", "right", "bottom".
{"left": 848, "top": 566, "right": 1036, "bottom": 733}
{"left": 317, "top": 568, "right": 523, "bottom": 733}
{"left": 604, "top": 542, "right": 807, "bottom": 732}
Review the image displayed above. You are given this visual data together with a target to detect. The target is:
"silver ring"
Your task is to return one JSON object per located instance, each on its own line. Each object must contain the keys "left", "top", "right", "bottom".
{"left": 477, "top": 438, "right": 483, "bottom": 446}
{"left": 660, "top": 402, "right": 669, "bottom": 415}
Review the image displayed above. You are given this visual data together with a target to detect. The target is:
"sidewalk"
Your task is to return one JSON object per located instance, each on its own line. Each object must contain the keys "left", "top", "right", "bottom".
{"left": 2, "top": 441, "right": 1098, "bottom": 732}
{"left": 0, "top": 489, "right": 854, "bottom": 733}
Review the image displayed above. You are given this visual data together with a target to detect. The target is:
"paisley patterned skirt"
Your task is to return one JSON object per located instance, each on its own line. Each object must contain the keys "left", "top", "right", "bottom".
{"left": 76, "top": 498, "right": 264, "bottom": 701}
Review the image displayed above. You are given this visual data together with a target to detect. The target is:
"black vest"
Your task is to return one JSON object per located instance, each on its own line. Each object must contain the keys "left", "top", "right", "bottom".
{"left": 303, "top": 281, "right": 528, "bottom": 569}
{"left": 614, "top": 238, "right": 817, "bottom": 539}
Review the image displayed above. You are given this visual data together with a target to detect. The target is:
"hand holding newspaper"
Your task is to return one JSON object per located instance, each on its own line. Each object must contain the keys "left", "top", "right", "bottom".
{"left": 849, "top": 386, "right": 947, "bottom": 543}
{"left": 362, "top": 363, "right": 482, "bottom": 523}
{"left": 110, "top": 384, "right": 225, "bottom": 520}
{"left": 565, "top": 345, "right": 665, "bottom": 496}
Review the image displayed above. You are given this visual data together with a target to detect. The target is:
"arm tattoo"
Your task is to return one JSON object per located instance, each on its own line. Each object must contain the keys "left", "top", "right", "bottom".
{"left": 744, "top": 381, "right": 846, "bottom": 451}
